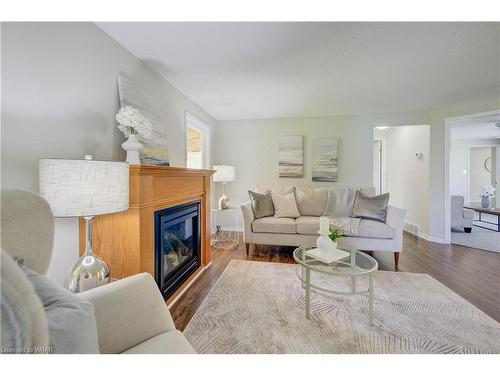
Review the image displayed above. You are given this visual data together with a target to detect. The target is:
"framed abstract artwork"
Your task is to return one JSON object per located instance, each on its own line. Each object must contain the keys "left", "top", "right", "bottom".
{"left": 117, "top": 73, "right": 170, "bottom": 166}
{"left": 279, "top": 135, "right": 303, "bottom": 178}
{"left": 312, "top": 138, "right": 338, "bottom": 182}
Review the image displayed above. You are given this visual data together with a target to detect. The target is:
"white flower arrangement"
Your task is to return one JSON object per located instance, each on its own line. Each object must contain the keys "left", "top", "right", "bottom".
{"left": 480, "top": 184, "right": 496, "bottom": 198}
{"left": 115, "top": 106, "right": 153, "bottom": 139}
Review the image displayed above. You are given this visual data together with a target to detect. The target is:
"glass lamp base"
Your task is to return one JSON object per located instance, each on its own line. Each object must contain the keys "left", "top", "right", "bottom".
{"left": 218, "top": 193, "right": 230, "bottom": 210}
{"left": 67, "top": 253, "right": 110, "bottom": 293}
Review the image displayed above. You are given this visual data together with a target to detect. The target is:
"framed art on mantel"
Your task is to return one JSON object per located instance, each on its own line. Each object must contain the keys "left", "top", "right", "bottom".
{"left": 279, "top": 135, "right": 303, "bottom": 178}
{"left": 117, "top": 73, "right": 170, "bottom": 166}
{"left": 312, "top": 138, "right": 338, "bottom": 182}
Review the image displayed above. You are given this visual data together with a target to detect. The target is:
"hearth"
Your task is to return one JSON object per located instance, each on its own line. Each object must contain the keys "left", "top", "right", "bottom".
{"left": 154, "top": 201, "right": 201, "bottom": 300}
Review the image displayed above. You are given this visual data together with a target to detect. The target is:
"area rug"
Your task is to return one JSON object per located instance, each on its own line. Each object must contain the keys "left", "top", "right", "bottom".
{"left": 451, "top": 226, "right": 500, "bottom": 254}
{"left": 184, "top": 260, "right": 500, "bottom": 354}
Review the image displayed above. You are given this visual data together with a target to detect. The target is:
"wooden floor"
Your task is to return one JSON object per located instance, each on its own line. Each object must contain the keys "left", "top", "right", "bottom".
{"left": 170, "top": 233, "right": 500, "bottom": 331}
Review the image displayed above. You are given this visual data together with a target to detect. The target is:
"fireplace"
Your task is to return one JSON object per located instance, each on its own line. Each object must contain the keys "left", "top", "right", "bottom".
{"left": 154, "top": 201, "right": 201, "bottom": 300}
{"left": 80, "top": 165, "right": 213, "bottom": 303}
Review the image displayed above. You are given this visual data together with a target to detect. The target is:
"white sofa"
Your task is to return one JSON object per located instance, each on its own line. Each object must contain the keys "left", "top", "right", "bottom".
{"left": 0, "top": 189, "right": 195, "bottom": 354}
{"left": 451, "top": 195, "right": 474, "bottom": 233}
{"left": 241, "top": 186, "right": 406, "bottom": 267}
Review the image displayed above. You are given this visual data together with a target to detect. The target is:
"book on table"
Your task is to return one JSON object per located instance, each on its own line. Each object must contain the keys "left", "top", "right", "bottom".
{"left": 305, "top": 247, "right": 350, "bottom": 264}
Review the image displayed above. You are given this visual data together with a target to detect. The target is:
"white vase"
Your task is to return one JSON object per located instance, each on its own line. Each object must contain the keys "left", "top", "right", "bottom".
{"left": 316, "top": 234, "right": 337, "bottom": 252}
{"left": 121, "top": 134, "right": 143, "bottom": 165}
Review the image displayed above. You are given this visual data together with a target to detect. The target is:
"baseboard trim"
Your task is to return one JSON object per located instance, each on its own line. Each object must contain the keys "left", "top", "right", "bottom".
{"left": 419, "top": 233, "right": 450, "bottom": 244}
{"left": 403, "top": 227, "right": 450, "bottom": 244}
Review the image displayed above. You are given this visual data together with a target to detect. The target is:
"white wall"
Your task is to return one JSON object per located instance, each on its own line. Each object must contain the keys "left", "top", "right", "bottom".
{"left": 374, "top": 126, "right": 430, "bottom": 235}
{"left": 450, "top": 139, "right": 472, "bottom": 202}
{"left": 1, "top": 22, "right": 215, "bottom": 285}
{"left": 215, "top": 111, "right": 429, "bottom": 214}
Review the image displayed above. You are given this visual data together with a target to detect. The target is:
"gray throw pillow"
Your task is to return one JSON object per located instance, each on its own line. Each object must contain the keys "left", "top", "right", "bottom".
{"left": 248, "top": 190, "right": 275, "bottom": 219}
{"left": 352, "top": 191, "right": 390, "bottom": 222}
{"left": 20, "top": 264, "right": 100, "bottom": 354}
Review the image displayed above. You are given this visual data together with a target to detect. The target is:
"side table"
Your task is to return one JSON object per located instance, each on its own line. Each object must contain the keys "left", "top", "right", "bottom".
{"left": 211, "top": 207, "right": 241, "bottom": 249}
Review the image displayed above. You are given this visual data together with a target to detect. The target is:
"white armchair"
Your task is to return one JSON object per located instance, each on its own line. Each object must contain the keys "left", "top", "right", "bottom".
{"left": 451, "top": 195, "right": 474, "bottom": 233}
{"left": 0, "top": 189, "right": 195, "bottom": 354}
{"left": 80, "top": 273, "right": 194, "bottom": 354}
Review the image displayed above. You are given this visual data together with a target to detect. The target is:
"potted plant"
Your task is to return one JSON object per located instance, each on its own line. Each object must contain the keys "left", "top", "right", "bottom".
{"left": 480, "top": 185, "right": 496, "bottom": 208}
{"left": 328, "top": 225, "right": 344, "bottom": 250}
{"left": 115, "top": 106, "right": 153, "bottom": 164}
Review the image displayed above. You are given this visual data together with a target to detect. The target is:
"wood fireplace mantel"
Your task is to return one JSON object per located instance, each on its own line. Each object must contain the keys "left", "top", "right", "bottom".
{"left": 79, "top": 165, "right": 214, "bottom": 302}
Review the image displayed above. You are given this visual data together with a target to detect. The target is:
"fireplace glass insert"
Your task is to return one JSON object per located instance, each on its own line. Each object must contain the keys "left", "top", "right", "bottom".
{"left": 154, "top": 200, "right": 201, "bottom": 300}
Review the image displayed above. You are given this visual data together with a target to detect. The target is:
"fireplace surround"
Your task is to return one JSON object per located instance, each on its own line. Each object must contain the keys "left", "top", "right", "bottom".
{"left": 79, "top": 165, "right": 214, "bottom": 303}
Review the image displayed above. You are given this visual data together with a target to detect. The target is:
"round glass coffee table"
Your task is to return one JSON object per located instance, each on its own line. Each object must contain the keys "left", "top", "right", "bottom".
{"left": 293, "top": 245, "right": 378, "bottom": 324}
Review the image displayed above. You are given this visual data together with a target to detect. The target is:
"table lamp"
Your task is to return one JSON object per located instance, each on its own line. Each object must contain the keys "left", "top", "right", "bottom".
{"left": 213, "top": 165, "right": 235, "bottom": 210}
{"left": 39, "top": 156, "right": 129, "bottom": 293}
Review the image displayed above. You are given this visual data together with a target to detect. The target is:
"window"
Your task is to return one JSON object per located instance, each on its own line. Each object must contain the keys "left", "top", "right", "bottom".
{"left": 186, "top": 113, "right": 210, "bottom": 169}
{"left": 186, "top": 126, "right": 203, "bottom": 168}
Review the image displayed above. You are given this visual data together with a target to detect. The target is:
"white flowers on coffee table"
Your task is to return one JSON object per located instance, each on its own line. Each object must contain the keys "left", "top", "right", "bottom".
{"left": 115, "top": 106, "right": 153, "bottom": 139}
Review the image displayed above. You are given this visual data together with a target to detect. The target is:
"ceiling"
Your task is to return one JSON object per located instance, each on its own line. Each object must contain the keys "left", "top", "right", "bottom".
{"left": 450, "top": 113, "right": 500, "bottom": 140}
{"left": 97, "top": 22, "right": 500, "bottom": 121}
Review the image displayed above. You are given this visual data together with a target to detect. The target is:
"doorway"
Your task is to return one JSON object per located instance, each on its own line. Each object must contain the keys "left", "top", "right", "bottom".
{"left": 373, "top": 125, "right": 430, "bottom": 237}
{"left": 447, "top": 110, "right": 500, "bottom": 253}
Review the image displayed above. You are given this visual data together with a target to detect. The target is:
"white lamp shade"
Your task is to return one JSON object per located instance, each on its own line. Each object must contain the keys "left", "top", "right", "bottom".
{"left": 39, "top": 159, "right": 129, "bottom": 217}
{"left": 213, "top": 165, "right": 235, "bottom": 182}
